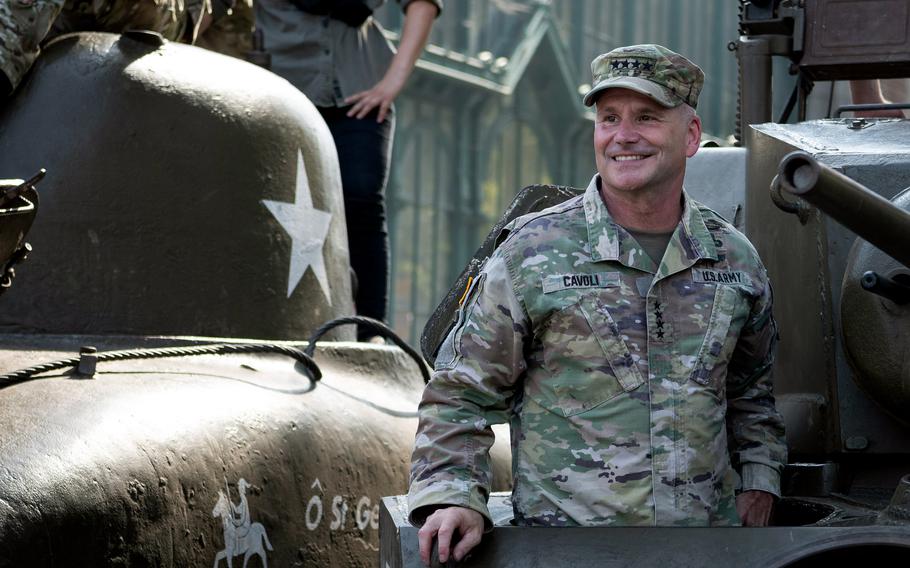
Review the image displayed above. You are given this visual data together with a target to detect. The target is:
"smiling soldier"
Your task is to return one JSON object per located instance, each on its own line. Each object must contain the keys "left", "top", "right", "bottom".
{"left": 407, "top": 44, "right": 787, "bottom": 564}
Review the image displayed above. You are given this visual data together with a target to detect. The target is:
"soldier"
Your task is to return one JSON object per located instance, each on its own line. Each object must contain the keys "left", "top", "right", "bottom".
{"left": 0, "top": 0, "right": 223, "bottom": 98}
{"left": 408, "top": 44, "right": 787, "bottom": 564}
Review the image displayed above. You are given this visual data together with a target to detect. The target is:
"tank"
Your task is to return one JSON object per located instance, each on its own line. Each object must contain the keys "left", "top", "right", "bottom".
{"left": 0, "top": 31, "right": 511, "bottom": 567}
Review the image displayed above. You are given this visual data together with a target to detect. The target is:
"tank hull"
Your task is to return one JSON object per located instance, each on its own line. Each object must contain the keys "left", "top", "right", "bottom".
{"left": 0, "top": 335, "right": 511, "bottom": 567}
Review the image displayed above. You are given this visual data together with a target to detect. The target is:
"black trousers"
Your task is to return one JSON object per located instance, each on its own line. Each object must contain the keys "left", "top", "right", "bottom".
{"left": 318, "top": 105, "right": 394, "bottom": 339}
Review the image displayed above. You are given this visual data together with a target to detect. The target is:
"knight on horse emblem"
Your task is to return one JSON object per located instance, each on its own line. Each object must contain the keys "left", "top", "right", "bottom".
{"left": 213, "top": 478, "right": 272, "bottom": 568}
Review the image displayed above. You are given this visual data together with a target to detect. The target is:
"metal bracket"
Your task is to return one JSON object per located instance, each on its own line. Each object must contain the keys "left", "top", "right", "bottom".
{"left": 76, "top": 346, "right": 97, "bottom": 378}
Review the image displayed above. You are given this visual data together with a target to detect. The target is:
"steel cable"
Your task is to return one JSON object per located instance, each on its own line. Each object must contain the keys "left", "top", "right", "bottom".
{"left": 303, "top": 315, "right": 432, "bottom": 384}
{"left": 0, "top": 316, "right": 430, "bottom": 389}
{"left": 0, "top": 342, "right": 321, "bottom": 389}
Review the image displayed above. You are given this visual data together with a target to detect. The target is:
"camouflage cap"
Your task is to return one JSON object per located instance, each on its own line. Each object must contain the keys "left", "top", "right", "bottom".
{"left": 583, "top": 44, "right": 705, "bottom": 109}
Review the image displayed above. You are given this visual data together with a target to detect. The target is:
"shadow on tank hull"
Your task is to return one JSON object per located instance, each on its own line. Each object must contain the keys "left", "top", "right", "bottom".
{"left": 0, "top": 31, "right": 511, "bottom": 567}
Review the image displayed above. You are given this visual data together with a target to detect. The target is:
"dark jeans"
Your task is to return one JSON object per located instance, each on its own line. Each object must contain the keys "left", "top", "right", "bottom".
{"left": 318, "top": 105, "right": 394, "bottom": 339}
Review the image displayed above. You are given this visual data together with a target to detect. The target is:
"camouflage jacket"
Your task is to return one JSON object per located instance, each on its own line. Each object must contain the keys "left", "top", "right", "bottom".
{"left": 0, "top": 0, "right": 211, "bottom": 92}
{"left": 409, "top": 175, "right": 787, "bottom": 528}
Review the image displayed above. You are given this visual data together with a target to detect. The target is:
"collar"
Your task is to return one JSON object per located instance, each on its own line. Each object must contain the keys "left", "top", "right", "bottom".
{"left": 583, "top": 174, "right": 718, "bottom": 275}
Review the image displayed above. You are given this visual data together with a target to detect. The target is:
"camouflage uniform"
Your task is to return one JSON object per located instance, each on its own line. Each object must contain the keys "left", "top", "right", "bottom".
{"left": 0, "top": 0, "right": 211, "bottom": 92}
{"left": 408, "top": 175, "right": 787, "bottom": 527}
{"left": 194, "top": 0, "right": 253, "bottom": 60}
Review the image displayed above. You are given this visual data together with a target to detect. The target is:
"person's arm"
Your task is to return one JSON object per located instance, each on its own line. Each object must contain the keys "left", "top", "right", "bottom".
{"left": 725, "top": 264, "right": 787, "bottom": 527}
{"left": 0, "top": 0, "right": 65, "bottom": 97}
{"left": 344, "top": 0, "right": 439, "bottom": 121}
{"left": 408, "top": 251, "right": 528, "bottom": 563}
{"left": 849, "top": 79, "right": 906, "bottom": 119}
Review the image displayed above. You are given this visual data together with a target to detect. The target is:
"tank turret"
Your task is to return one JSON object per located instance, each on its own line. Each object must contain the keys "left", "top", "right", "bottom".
{"left": 0, "top": 30, "right": 353, "bottom": 340}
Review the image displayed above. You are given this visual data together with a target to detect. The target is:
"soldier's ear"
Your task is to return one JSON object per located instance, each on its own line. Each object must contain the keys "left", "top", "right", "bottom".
{"left": 686, "top": 114, "right": 701, "bottom": 158}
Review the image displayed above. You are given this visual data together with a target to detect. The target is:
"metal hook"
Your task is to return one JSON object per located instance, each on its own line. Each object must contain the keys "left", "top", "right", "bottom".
{"left": 770, "top": 174, "right": 810, "bottom": 224}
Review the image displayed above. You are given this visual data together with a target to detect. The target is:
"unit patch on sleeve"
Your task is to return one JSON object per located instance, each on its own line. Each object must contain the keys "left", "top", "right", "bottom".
{"left": 692, "top": 268, "right": 752, "bottom": 287}
{"left": 542, "top": 272, "right": 620, "bottom": 294}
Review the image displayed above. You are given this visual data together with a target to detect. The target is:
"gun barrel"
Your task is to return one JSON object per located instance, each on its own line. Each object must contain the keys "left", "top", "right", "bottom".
{"left": 778, "top": 151, "right": 910, "bottom": 268}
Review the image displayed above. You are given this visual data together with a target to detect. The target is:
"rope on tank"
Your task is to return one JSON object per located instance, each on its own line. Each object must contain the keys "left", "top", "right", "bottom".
{"left": 0, "top": 316, "right": 430, "bottom": 389}
{"left": 304, "top": 315, "right": 432, "bottom": 384}
{"left": 0, "top": 343, "right": 321, "bottom": 388}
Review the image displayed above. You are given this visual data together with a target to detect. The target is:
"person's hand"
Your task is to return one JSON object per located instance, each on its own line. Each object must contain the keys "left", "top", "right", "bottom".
{"left": 417, "top": 506, "right": 485, "bottom": 566}
{"left": 344, "top": 73, "right": 405, "bottom": 122}
{"left": 736, "top": 490, "right": 775, "bottom": 526}
{"left": 344, "top": 0, "right": 437, "bottom": 122}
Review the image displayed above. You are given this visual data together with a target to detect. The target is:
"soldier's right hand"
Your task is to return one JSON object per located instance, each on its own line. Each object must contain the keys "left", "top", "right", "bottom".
{"left": 417, "top": 506, "right": 484, "bottom": 566}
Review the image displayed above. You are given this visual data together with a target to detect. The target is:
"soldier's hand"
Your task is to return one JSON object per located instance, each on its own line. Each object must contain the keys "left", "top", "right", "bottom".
{"left": 417, "top": 506, "right": 484, "bottom": 566}
{"left": 736, "top": 490, "right": 775, "bottom": 527}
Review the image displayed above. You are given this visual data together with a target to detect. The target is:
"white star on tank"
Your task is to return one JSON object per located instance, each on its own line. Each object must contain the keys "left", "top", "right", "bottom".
{"left": 262, "top": 150, "right": 333, "bottom": 302}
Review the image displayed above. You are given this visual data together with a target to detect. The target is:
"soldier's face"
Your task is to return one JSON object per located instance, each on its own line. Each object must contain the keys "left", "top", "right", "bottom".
{"left": 593, "top": 89, "right": 700, "bottom": 199}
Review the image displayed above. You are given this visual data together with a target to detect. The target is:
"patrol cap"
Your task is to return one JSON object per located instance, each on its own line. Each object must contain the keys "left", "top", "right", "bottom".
{"left": 583, "top": 44, "right": 705, "bottom": 109}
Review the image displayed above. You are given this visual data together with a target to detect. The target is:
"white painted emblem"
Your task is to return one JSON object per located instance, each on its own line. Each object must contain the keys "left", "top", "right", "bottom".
{"left": 262, "top": 150, "right": 333, "bottom": 301}
{"left": 212, "top": 478, "right": 273, "bottom": 568}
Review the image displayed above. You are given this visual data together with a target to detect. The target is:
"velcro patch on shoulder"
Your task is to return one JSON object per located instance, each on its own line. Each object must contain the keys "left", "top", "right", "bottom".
{"left": 542, "top": 272, "right": 620, "bottom": 294}
{"left": 692, "top": 268, "right": 752, "bottom": 287}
